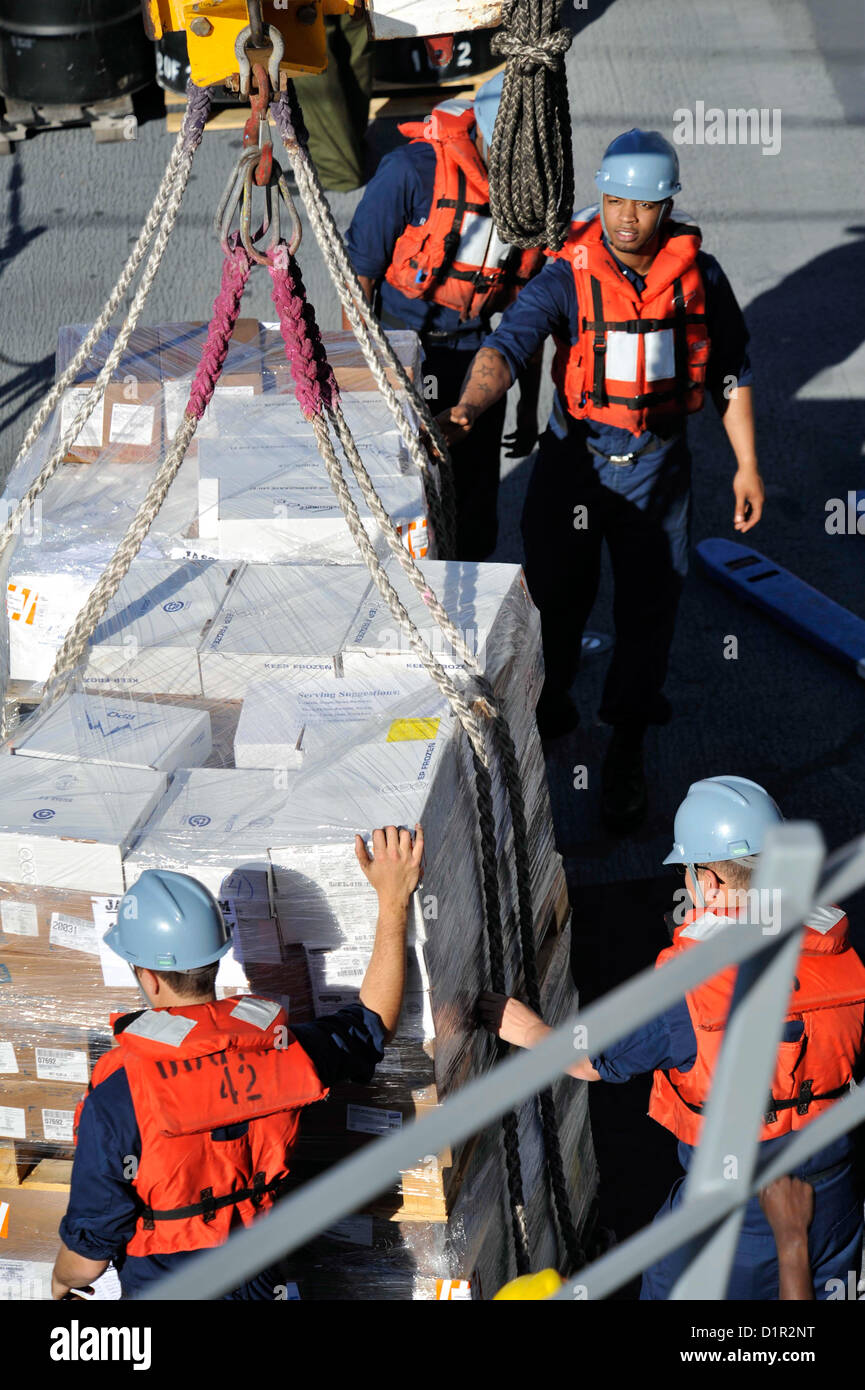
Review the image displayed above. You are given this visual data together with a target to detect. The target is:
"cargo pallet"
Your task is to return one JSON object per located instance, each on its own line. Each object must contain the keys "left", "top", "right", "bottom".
{"left": 0, "top": 94, "right": 138, "bottom": 156}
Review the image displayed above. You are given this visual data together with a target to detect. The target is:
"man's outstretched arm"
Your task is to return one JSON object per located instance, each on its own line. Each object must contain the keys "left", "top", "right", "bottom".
{"left": 356, "top": 823, "right": 424, "bottom": 1042}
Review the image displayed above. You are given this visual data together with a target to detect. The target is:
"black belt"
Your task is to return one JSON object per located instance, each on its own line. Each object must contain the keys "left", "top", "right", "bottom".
{"left": 585, "top": 433, "right": 680, "bottom": 466}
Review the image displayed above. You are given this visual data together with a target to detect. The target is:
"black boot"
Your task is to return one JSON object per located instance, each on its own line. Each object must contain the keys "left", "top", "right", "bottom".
{"left": 536, "top": 688, "right": 580, "bottom": 741}
{"left": 601, "top": 724, "right": 648, "bottom": 834}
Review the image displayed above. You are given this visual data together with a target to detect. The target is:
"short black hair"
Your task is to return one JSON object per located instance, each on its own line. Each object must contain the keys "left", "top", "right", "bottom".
{"left": 137, "top": 963, "right": 219, "bottom": 999}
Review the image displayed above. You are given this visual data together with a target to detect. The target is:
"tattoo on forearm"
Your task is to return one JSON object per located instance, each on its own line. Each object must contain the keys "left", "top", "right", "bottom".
{"left": 461, "top": 348, "right": 510, "bottom": 406}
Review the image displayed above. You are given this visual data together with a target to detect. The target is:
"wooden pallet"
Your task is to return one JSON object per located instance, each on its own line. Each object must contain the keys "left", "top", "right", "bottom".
{"left": 164, "top": 61, "right": 505, "bottom": 132}
{"left": 0, "top": 1141, "right": 73, "bottom": 1191}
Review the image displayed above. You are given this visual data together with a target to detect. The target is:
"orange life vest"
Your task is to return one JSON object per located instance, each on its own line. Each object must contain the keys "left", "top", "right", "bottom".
{"left": 74, "top": 995, "right": 327, "bottom": 1257}
{"left": 549, "top": 206, "right": 711, "bottom": 436}
{"left": 649, "top": 906, "right": 865, "bottom": 1145}
{"left": 385, "top": 101, "right": 544, "bottom": 322}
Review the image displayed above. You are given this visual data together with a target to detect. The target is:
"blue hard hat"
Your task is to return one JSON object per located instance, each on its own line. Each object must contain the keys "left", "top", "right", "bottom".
{"left": 104, "top": 869, "right": 232, "bottom": 971}
{"left": 595, "top": 128, "right": 681, "bottom": 202}
{"left": 474, "top": 71, "right": 503, "bottom": 147}
{"left": 663, "top": 777, "right": 783, "bottom": 866}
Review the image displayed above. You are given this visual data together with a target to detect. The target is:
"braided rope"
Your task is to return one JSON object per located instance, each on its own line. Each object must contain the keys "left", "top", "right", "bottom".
{"left": 0, "top": 84, "right": 211, "bottom": 738}
{"left": 265, "top": 239, "right": 534, "bottom": 1270}
{"left": 331, "top": 383, "right": 582, "bottom": 1267}
{"left": 488, "top": 0, "right": 574, "bottom": 250}
{"left": 10, "top": 85, "right": 211, "bottom": 472}
{"left": 40, "top": 239, "right": 252, "bottom": 705}
{"left": 5, "top": 83, "right": 211, "bottom": 516}
{"left": 269, "top": 91, "right": 457, "bottom": 558}
{"left": 310, "top": 405, "right": 531, "bottom": 1274}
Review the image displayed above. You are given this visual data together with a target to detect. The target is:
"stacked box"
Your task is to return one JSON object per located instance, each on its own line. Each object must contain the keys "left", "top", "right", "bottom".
{"left": 0, "top": 319, "right": 597, "bottom": 1296}
{"left": 195, "top": 437, "right": 432, "bottom": 565}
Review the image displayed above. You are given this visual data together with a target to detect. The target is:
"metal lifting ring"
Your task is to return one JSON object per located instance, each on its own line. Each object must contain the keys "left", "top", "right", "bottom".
{"left": 215, "top": 146, "right": 302, "bottom": 261}
{"left": 235, "top": 21, "right": 285, "bottom": 97}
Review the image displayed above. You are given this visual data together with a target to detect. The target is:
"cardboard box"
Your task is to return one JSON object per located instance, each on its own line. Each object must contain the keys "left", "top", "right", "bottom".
{"left": 83, "top": 560, "right": 240, "bottom": 697}
{"left": 0, "top": 1082, "right": 84, "bottom": 1144}
{"left": 0, "top": 883, "right": 98, "bottom": 951}
{"left": 59, "top": 382, "right": 163, "bottom": 466}
{"left": 9, "top": 692, "right": 212, "bottom": 773}
{"left": 7, "top": 561, "right": 107, "bottom": 686}
{"left": 159, "top": 320, "right": 264, "bottom": 460}
{"left": 55, "top": 324, "right": 161, "bottom": 385}
{"left": 233, "top": 670, "right": 448, "bottom": 770}
{"left": 158, "top": 319, "right": 263, "bottom": 381}
{"left": 262, "top": 328, "right": 421, "bottom": 394}
{"left": 197, "top": 563, "right": 369, "bottom": 699}
{"left": 0, "top": 760, "right": 166, "bottom": 893}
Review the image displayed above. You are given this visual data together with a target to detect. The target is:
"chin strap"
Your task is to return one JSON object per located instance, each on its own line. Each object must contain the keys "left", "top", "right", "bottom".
{"left": 688, "top": 863, "right": 706, "bottom": 911}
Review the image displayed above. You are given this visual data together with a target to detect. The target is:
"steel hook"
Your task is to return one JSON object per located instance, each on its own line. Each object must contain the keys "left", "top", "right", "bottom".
{"left": 234, "top": 22, "right": 286, "bottom": 97}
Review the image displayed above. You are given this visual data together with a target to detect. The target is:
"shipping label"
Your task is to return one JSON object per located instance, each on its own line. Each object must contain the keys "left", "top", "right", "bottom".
{"left": 346, "top": 1104, "right": 402, "bottom": 1136}
{"left": 35, "top": 1048, "right": 89, "bottom": 1084}
{"left": 41, "top": 1109, "right": 75, "bottom": 1143}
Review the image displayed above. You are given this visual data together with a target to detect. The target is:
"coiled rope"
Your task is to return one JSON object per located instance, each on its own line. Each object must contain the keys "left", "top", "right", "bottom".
{"left": 488, "top": 0, "right": 574, "bottom": 251}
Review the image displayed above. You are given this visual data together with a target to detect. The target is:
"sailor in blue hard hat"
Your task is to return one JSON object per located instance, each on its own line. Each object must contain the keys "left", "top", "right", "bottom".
{"left": 481, "top": 776, "right": 865, "bottom": 1301}
{"left": 436, "top": 127, "right": 765, "bottom": 834}
{"left": 52, "top": 830, "right": 425, "bottom": 1300}
{"left": 344, "top": 69, "right": 545, "bottom": 560}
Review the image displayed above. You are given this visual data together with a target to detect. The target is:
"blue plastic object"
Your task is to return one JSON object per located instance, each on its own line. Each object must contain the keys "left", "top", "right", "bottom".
{"left": 697, "top": 537, "right": 865, "bottom": 681}
{"left": 104, "top": 869, "right": 232, "bottom": 971}
{"left": 594, "top": 129, "right": 681, "bottom": 202}
{"left": 663, "top": 776, "right": 783, "bottom": 866}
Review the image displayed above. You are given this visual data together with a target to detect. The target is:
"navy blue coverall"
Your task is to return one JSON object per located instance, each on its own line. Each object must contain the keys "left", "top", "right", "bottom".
{"left": 345, "top": 140, "right": 511, "bottom": 560}
{"left": 486, "top": 241, "right": 753, "bottom": 729}
{"left": 591, "top": 997, "right": 863, "bottom": 1298}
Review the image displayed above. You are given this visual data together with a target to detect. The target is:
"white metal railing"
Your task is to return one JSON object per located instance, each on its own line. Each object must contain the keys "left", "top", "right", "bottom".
{"left": 138, "top": 821, "right": 865, "bottom": 1300}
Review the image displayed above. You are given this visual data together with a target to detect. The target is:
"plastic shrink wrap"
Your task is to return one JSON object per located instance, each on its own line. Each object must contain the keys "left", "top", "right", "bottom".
{"left": 0, "top": 320, "right": 596, "bottom": 1298}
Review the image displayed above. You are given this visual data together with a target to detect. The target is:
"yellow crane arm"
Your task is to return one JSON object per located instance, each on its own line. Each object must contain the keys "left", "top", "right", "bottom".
{"left": 142, "top": 0, "right": 505, "bottom": 89}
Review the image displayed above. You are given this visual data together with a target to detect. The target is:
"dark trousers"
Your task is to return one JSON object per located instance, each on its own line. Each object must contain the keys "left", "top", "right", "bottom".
{"left": 641, "top": 1160, "right": 864, "bottom": 1300}
{"left": 292, "top": 14, "right": 373, "bottom": 192}
{"left": 421, "top": 344, "right": 507, "bottom": 561}
{"left": 521, "top": 426, "right": 691, "bottom": 727}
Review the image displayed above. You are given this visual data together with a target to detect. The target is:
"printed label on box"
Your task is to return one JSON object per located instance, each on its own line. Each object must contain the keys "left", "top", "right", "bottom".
{"left": 42, "top": 1109, "right": 75, "bottom": 1143}
{"left": 346, "top": 1104, "right": 402, "bottom": 1136}
{"left": 49, "top": 912, "right": 100, "bottom": 956}
{"left": 0, "top": 1106, "right": 26, "bottom": 1139}
{"left": 35, "top": 1048, "right": 89, "bottom": 1084}
{"left": 0, "top": 1042, "right": 18, "bottom": 1074}
{"left": 6, "top": 584, "right": 40, "bottom": 629}
{"left": 109, "top": 402, "right": 155, "bottom": 446}
{"left": 60, "top": 388, "right": 103, "bottom": 448}
{"left": 0, "top": 901, "right": 39, "bottom": 938}
{"left": 435, "top": 1278, "right": 472, "bottom": 1300}
{"left": 92, "top": 897, "right": 135, "bottom": 988}
{"left": 0, "top": 1259, "right": 53, "bottom": 1300}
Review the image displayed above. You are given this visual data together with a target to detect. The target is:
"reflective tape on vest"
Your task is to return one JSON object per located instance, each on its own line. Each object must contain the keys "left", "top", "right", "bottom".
{"left": 229, "top": 996, "right": 282, "bottom": 1030}
{"left": 644, "top": 329, "right": 676, "bottom": 382}
{"left": 123, "top": 1011, "right": 198, "bottom": 1048}
{"left": 455, "top": 213, "right": 512, "bottom": 273}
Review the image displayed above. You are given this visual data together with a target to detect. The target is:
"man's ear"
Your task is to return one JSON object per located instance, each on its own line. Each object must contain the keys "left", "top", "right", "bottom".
{"left": 702, "top": 867, "right": 723, "bottom": 901}
{"left": 136, "top": 966, "right": 157, "bottom": 1001}
{"left": 662, "top": 198, "right": 673, "bottom": 222}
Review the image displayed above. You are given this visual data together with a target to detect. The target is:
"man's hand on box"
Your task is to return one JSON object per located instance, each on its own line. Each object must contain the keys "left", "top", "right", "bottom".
{"left": 355, "top": 823, "right": 424, "bottom": 909}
